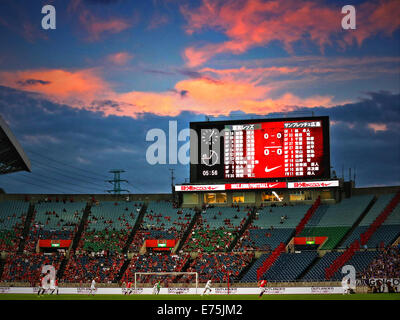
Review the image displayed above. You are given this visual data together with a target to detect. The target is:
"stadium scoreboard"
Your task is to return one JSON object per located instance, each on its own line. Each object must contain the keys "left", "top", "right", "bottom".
{"left": 190, "top": 116, "right": 330, "bottom": 183}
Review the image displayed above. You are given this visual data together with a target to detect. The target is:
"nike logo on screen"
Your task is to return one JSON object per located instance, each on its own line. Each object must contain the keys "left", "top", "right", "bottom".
{"left": 265, "top": 165, "right": 281, "bottom": 173}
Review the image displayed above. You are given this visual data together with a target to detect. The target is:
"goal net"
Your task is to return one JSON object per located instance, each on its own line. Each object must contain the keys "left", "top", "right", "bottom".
{"left": 134, "top": 272, "right": 198, "bottom": 294}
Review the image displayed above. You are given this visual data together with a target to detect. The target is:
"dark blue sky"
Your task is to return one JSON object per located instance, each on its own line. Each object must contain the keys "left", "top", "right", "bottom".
{"left": 0, "top": 0, "right": 399, "bottom": 193}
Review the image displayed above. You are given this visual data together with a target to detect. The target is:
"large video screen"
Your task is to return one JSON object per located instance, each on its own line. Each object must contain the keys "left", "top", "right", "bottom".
{"left": 190, "top": 116, "right": 330, "bottom": 183}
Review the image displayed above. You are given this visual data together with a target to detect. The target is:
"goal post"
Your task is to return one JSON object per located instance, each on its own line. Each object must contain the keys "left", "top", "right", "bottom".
{"left": 134, "top": 272, "right": 198, "bottom": 294}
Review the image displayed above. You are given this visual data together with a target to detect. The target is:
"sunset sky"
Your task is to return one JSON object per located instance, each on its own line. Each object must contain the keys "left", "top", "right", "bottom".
{"left": 0, "top": 0, "right": 399, "bottom": 193}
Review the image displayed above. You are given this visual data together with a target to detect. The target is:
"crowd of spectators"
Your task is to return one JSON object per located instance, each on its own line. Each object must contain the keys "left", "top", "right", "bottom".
{"left": 1, "top": 252, "right": 63, "bottom": 284}
{"left": 361, "top": 246, "right": 400, "bottom": 279}
{"left": 63, "top": 252, "right": 125, "bottom": 283}
{"left": 182, "top": 217, "right": 236, "bottom": 253}
{"left": 81, "top": 229, "right": 130, "bottom": 254}
{"left": 122, "top": 252, "right": 189, "bottom": 285}
{"left": 187, "top": 252, "right": 254, "bottom": 283}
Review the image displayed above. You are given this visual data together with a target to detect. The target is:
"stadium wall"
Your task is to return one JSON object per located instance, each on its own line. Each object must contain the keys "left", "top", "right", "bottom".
{"left": 0, "top": 286, "right": 346, "bottom": 295}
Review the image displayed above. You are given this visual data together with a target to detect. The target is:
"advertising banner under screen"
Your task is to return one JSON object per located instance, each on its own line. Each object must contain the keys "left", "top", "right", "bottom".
{"left": 190, "top": 116, "right": 330, "bottom": 183}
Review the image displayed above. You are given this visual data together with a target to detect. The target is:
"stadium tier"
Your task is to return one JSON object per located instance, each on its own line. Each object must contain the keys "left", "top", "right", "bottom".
{"left": 330, "top": 251, "right": 380, "bottom": 281}
{"left": 0, "top": 200, "right": 29, "bottom": 252}
{"left": 301, "top": 251, "right": 343, "bottom": 281}
{"left": 63, "top": 252, "right": 124, "bottom": 283}
{"left": 260, "top": 251, "right": 318, "bottom": 282}
{"left": 236, "top": 228, "right": 294, "bottom": 251}
{"left": 240, "top": 253, "right": 270, "bottom": 282}
{"left": 77, "top": 201, "right": 143, "bottom": 254}
{"left": 253, "top": 204, "right": 310, "bottom": 229}
{"left": 143, "top": 201, "right": 195, "bottom": 237}
{"left": 24, "top": 201, "right": 87, "bottom": 252}
{"left": 1, "top": 252, "right": 63, "bottom": 284}
{"left": 187, "top": 252, "right": 254, "bottom": 283}
{"left": 0, "top": 189, "right": 399, "bottom": 288}
{"left": 122, "top": 253, "right": 190, "bottom": 285}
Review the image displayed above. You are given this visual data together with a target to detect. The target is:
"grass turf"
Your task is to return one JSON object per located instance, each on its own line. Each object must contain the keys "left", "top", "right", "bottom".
{"left": 0, "top": 293, "right": 399, "bottom": 300}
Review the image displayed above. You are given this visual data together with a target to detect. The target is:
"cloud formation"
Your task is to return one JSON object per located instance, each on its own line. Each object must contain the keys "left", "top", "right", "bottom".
{"left": 0, "top": 86, "right": 398, "bottom": 193}
{"left": 181, "top": 0, "right": 400, "bottom": 67}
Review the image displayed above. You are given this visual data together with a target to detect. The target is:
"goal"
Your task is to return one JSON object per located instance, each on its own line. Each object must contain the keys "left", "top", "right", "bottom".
{"left": 134, "top": 272, "right": 198, "bottom": 294}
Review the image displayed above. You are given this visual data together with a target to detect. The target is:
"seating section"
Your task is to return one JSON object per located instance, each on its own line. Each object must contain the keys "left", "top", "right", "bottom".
{"left": 330, "top": 251, "right": 380, "bottom": 280}
{"left": 341, "top": 194, "right": 400, "bottom": 248}
{"left": 183, "top": 227, "right": 236, "bottom": 252}
{"left": 32, "top": 201, "right": 86, "bottom": 231}
{"left": 200, "top": 205, "right": 251, "bottom": 230}
{"left": 253, "top": 205, "right": 309, "bottom": 229}
{"left": 358, "top": 194, "right": 395, "bottom": 226}
{"left": 382, "top": 201, "right": 400, "bottom": 225}
{"left": 143, "top": 201, "right": 195, "bottom": 237}
{"left": 78, "top": 201, "right": 142, "bottom": 254}
{"left": 0, "top": 192, "right": 398, "bottom": 286}
{"left": 0, "top": 201, "right": 29, "bottom": 252}
{"left": 301, "top": 251, "right": 343, "bottom": 281}
{"left": 25, "top": 201, "right": 87, "bottom": 252}
{"left": 307, "top": 195, "right": 374, "bottom": 227}
{"left": 360, "top": 247, "right": 400, "bottom": 279}
{"left": 122, "top": 253, "right": 189, "bottom": 285}
{"left": 299, "top": 226, "right": 350, "bottom": 250}
{"left": 88, "top": 201, "right": 142, "bottom": 231}
{"left": 261, "top": 252, "right": 318, "bottom": 282}
{"left": 81, "top": 229, "right": 130, "bottom": 254}
{"left": 128, "top": 230, "right": 177, "bottom": 252}
{"left": 236, "top": 228, "right": 293, "bottom": 251}
{"left": 63, "top": 253, "right": 124, "bottom": 283}
{"left": 1, "top": 252, "right": 62, "bottom": 284}
{"left": 362, "top": 225, "right": 400, "bottom": 248}
{"left": 240, "top": 253, "right": 270, "bottom": 283}
{"left": 187, "top": 252, "right": 254, "bottom": 283}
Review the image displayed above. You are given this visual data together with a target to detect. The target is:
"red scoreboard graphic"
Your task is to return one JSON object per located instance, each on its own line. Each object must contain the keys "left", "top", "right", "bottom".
{"left": 190, "top": 117, "right": 330, "bottom": 182}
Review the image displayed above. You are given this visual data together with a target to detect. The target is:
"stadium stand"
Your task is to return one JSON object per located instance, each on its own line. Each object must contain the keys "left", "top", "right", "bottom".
{"left": 187, "top": 252, "right": 254, "bottom": 283}
{"left": 128, "top": 201, "right": 195, "bottom": 252}
{"left": 1, "top": 252, "right": 63, "bottom": 284}
{"left": 236, "top": 228, "right": 293, "bottom": 252}
{"left": 63, "top": 252, "right": 124, "bottom": 283}
{"left": 0, "top": 200, "right": 29, "bottom": 252}
{"left": 360, "top": 247, "right": 400, "bottom": 279}
{"left": 143, "top": 201, "right": 195, "bottom": 237}
{"left": 330, "top": 250, "right": 380, "bottom": 281}
{"left": 301, "top": 251, "right": 343, "bottom": 281}
{"left": 298, "top": 195, "right": 375, "bottom": 250}
{"left": 341, "top": 193, "right": 400, "bottom": 248}
{"left": 261, "top": 251, "right": 318, "bottom": 282}
{"left": 182, "top": 214, "right": 237, "bottom": 253}
{"left": 122, "top": 252, "right": 190, "bottom": 285}
{"left": 24, "top": 200, "right": 87, "bottom": 252}
{"left": 77, "top": 201, "right": 142, "bottom": 254}
{"left": 240, "top": 253, "right": 270, "bottom": 282}
{"left": 0, "top": 190, "right": 399, "bottom": 290}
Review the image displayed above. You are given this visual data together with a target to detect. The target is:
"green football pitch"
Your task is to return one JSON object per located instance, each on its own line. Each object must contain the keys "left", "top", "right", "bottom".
{"left": 0, "top": 293, "right": 399, "bottom": 300}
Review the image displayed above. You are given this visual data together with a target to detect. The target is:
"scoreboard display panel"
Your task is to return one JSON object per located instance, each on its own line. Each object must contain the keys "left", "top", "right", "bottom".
{"left": 190, "top": 116, "right": 330, "bottom": 183}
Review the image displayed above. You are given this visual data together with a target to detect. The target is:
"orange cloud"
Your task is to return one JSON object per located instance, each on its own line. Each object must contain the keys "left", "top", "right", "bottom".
{"left": 79, "top": 11, "right": 132, "bottom": 41}
{"left": 368, "top": 123, "right": 388, "bottom": 132}
{"left": 68, "top": 0, "right": 133, "bottom": 41}
{"left": 182, "top": 0, "right": 400, "bottom": 66}
{"left": 0, "top": 67, "right": 341, "bottom": 118}
{"left": 0, "top": 69, "right": 112, "bottom": 106}
{"left": 107, "top": 52, "right": 134, "bottom": 65}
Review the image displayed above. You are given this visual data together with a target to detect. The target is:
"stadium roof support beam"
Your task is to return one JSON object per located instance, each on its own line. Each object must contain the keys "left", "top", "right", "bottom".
{"left": 0, "top": 115, "right": 31, "bottom": 174}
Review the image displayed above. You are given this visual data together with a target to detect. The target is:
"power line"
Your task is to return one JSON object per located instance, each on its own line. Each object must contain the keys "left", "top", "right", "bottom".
{"left": 25, "top": 148, "right": 110, "bottom": 180}
{"left": 5, "top": 175, "right": 69, "bottom": 194}
{"left": 31, "top": 160, "right": 106, "bottom": 191}
{"left": 18, "top": 173, "right": 89, "bottom": 194}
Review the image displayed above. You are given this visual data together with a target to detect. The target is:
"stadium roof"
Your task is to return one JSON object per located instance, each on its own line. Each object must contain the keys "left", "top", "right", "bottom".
{"left": 0, "top": 115, "right": 31, "bottom": 174}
